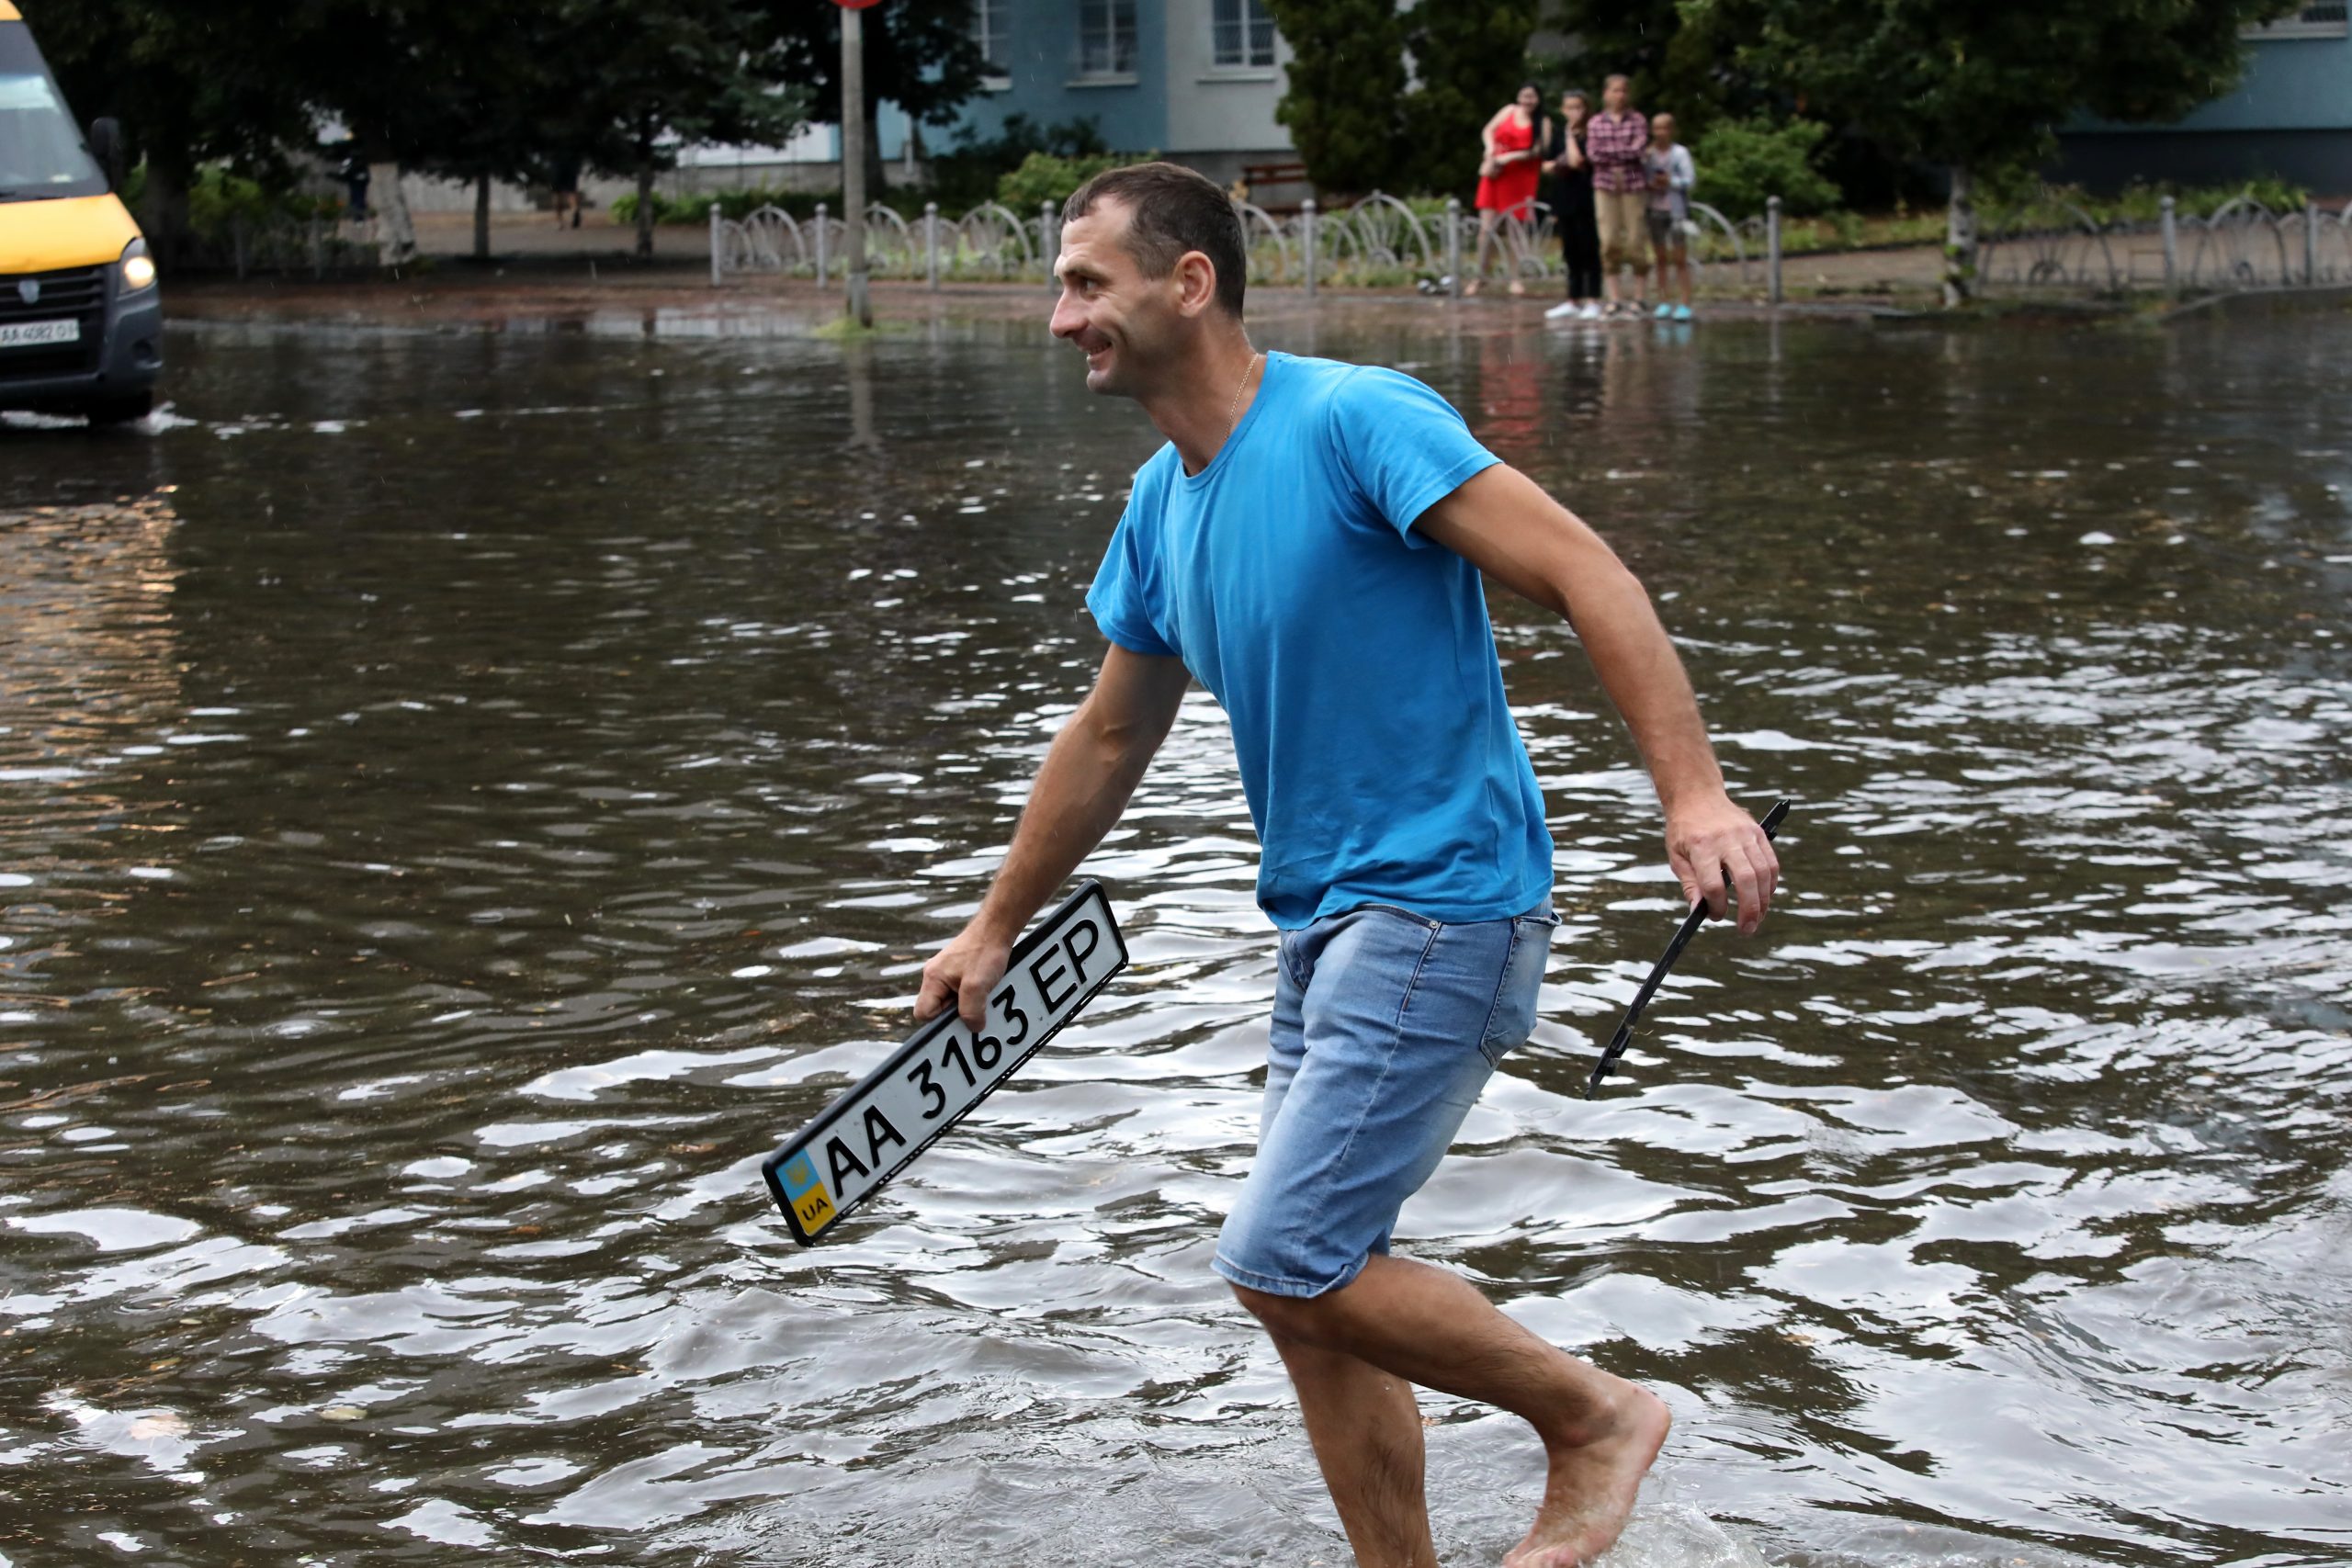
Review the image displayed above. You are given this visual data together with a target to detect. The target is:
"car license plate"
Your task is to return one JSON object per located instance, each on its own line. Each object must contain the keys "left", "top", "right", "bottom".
{"left": 0, "top": 319, "right": 80, "bottom": 350}
{"left": 763, "top": 880, "right": 1127, "bottom": 1245}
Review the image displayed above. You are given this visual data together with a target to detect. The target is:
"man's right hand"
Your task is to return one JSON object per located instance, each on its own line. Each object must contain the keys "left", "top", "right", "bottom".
{"left": 914, "top": 920, "right": 1012, "bottom": 1031}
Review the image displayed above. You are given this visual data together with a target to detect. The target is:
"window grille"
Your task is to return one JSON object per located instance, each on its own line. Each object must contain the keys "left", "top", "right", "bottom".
{"left": 1079, "top": 0, "right": 1137, "bottom": 76}
{"left": 1212, "top": 0, "right": 1277, "bottom": 69}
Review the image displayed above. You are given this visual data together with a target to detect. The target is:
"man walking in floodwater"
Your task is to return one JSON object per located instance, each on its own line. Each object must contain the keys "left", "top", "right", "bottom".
{"left": 913, "top": 162, "right": 1778, "bottom": 1567}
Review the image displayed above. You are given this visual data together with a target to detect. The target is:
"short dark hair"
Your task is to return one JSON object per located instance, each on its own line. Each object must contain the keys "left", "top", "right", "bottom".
{"left": 1062, "top": 161, "right": 1247, "bottom": 318}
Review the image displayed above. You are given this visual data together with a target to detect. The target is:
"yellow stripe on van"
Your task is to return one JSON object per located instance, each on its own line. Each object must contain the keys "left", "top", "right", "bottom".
{"left": 0, "top": 6, "right": 22, "bottom": 23}
{"left": 0, "top": 193, "right": 140, "bottom": 275}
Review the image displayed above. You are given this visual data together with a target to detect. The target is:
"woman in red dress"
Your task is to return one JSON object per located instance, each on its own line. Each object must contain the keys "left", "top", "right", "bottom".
{"left": 1466, "top": 84, "right": 1547, "bottom": 297}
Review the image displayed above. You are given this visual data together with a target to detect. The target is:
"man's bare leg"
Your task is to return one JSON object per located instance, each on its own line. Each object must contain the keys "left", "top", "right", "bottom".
{"left": 1274, "top": 1337, "right": 1438, "bottom": 1568}
{"left": 1236, "top": 1254, "right": 1669, "bottom": 1568}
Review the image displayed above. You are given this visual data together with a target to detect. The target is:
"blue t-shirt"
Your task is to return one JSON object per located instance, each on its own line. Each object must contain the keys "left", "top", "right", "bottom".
{"left": 1086, "top": 351, "right": 1555, "bottom": 930}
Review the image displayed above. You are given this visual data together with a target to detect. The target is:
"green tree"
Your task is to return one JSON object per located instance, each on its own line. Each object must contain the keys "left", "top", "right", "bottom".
{"left": 769, "top": 0, "right": 988, "bottom": 200}
{"left": 1689, "top": 0, "right": 2298, "bottom": 303}
{"left": 1534, "top": 0, "right": 1768, "bottom": 132}
{"left": 1394, "top": 1, "right": 1543, "bottom": 198}
{"left": 553, "top": 0, "right": 808, "bottom": 259}
{"left": 1262, "top": 0, "right": 1408, "bottom": 194}
{"left": 35, "top": 0, "right": 316, "bottom": 264}
{"left": 308, "top": 4, "right": 572, "bottom": 263}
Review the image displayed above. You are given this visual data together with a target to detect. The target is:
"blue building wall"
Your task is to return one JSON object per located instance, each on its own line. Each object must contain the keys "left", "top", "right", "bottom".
{"left": 950, "top": 0, "right": 1171, "bottom": 153}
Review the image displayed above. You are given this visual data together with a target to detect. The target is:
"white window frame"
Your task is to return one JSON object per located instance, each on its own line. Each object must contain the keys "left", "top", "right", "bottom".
{"left": 1075, "top": 0, "right": 1138, "bottom": 83}
{"left": 1209, "top": 0, "right": 1278, "bottom": 72}
{"left": 2242, "top": 1, "right": 2347, "bottom": 39}
{"left": 972, "top": 0, "right": 1012, "bottom": 89}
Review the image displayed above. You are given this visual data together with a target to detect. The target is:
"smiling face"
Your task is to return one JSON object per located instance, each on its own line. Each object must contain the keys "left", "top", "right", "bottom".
{"left": 1517, "top": 85, "right": 1540, "bottom": 115}
{"left": 1049, "top": 198, "right": 1189, "bottom": 400}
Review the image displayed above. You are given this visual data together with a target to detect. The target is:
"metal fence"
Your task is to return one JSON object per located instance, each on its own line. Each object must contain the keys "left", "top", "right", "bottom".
{"left": 178, "top": 215, "right": 383, "bottom": 279}
{"left": 712, "top": 193, "right": 1758, "bottom": 296}
{"left": 713, "top": 188, "right": 2352, "bottom": 303}
{"left": 1977, "top": 194, "right": 2352, "bottom": 296}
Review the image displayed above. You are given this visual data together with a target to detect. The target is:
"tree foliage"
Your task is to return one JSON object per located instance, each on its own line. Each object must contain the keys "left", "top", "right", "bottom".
{"left": 1690, "top": 117, "right": 1839, "bottom": 217}
{"left": 1394, "top": 1, "right": 1544, "bottom": 197}
{"left": 30, "top": 0, "right": 999, "bottom": 264}
{"left": 1688, "top": 0, "right": 2297, "bottom": 299}
{"left": 1534, "top": 0, "right": 1767, "bottom": 132}
{"left": 769, "top": 0, "right": 985, "bottom": 195}
{"left": 1690, "top": 0, "right": 2295, "bottom": 180}
{"left": 1262, "top": 0, "right": 1409, "bottom": 194}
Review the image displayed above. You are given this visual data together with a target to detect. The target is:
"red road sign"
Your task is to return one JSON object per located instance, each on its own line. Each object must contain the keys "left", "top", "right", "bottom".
{"left": 832, "top": 0, "right": 885, "bottom": 8}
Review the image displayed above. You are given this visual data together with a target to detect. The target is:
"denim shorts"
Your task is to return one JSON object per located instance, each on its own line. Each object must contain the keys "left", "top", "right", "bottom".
{"left": 1213, "top": 899, "right": 1558, "bottom": 1299}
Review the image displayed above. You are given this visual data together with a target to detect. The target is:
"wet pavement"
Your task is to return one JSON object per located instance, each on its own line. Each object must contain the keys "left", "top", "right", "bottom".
{"left": 2, "top": 301, "right": 2348, "bottom": 1567}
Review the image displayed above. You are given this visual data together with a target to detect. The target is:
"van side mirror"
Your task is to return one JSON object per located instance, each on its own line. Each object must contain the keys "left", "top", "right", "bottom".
{"left": 88, "top": 118, "right": 123, "bottom": 188}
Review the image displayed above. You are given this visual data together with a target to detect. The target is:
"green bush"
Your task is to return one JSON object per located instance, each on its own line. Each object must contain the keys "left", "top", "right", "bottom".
{"left": 995, "top": 149, "right": 1146, "bottom": 214}
{"left": 186, "top": 164, "right": 337, "bottom": 234}
{"left": 929, "top": 114, "right": 1109, "bottom": 211}
{"left": 1690, "top": 118, "right": 1840, "bottom": 220}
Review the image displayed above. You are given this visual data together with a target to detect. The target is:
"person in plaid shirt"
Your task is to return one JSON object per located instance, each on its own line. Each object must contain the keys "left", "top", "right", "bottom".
{"left": 1585, "top": 74, "right": 1650, "bottom": 317}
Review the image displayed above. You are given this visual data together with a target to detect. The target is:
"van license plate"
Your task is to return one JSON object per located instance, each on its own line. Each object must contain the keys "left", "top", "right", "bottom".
{"left": 0, "top": 320, "right": 81, "bottom": 350}
{"left": 762, "top": 880, "right": 1127, "bottom": 1245}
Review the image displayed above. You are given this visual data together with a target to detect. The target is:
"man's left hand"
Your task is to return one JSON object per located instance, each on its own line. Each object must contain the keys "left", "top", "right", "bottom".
{"left": 1666, "top": 797, "right": 1780, "bottom": 934}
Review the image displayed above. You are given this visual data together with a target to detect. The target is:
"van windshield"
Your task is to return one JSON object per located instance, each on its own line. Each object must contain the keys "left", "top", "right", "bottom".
{"left": 0, "top": 28, "right": 107, "bottom": 202}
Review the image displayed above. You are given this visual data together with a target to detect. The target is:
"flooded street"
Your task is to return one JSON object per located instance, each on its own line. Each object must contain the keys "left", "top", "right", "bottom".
{"left": 3, "top": 300, "right": 2347, "bottom": 1567}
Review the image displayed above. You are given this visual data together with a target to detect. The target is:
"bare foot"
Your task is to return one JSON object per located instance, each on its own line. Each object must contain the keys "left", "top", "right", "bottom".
{"left": 1500, "top": 1379, "right": 1671, "bottom": 1567}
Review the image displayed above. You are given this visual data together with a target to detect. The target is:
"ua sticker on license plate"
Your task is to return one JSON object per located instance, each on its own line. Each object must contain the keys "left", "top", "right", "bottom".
{"left": 762, "top": 880, "right": 1127, "bottom": 1245}
{"left": 0, "top": 319, "right": 81, "bottom": 349}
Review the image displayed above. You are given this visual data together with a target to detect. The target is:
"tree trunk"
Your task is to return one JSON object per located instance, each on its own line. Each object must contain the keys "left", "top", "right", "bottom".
{"left": 473, "top": 172, "right": 492, "bottom": 261}
{"left": 1943, "top": 162, "right": 1976, "bottom": 308}
{"left": 634, "top": 150, "right": 656, "bottom": 261}
{"left": 371, "top": 160, "right": 418, "bottom": 265}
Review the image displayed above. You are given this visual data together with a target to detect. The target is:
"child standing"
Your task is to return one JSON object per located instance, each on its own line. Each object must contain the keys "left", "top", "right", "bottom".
{"left": 1644, "top": 114, "right": 1696, "bottom": 321}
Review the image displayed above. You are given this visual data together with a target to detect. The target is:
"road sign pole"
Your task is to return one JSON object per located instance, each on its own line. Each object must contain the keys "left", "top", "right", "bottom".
{"left": 841, "top": 5, "right": 872, "bottom": 326}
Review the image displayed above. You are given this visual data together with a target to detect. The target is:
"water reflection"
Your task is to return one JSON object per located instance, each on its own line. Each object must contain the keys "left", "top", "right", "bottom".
{"left": 0, "top": 307, "right": 2346, "bottom": 1566}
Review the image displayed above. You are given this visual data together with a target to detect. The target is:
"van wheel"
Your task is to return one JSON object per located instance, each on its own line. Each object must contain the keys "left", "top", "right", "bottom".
{"left": 82, "top": 392, "right": 153, "bottom": 426}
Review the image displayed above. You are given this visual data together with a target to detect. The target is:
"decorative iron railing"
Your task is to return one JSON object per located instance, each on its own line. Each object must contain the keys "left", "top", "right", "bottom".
{"left": 711, "top": 187, "right": 2352, "bottom": 302}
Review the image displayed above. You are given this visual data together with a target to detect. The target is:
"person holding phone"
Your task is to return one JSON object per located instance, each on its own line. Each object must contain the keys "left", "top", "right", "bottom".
{"left": 1544, "top": 89, "right": 1603, "bottom": 320}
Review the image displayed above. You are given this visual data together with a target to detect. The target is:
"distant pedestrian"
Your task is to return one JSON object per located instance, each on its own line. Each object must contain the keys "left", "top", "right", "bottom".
{"left": 1585, "top": 74, "right": 1649, "bottom": 317}
{"left": 338, "top": 149, "right": 370, "bottom": 224}
{"left": 1645, "top": 114, "right": 1696, "bottom": 321}
{"left": 550, "top": 153, "right": 584, "bottom": 229}
{"left": 1465, "top": 84, "right": 1547, "bottom": 298}
{"left": 1544, "top": 90, "right": 1602, "bottom": 321}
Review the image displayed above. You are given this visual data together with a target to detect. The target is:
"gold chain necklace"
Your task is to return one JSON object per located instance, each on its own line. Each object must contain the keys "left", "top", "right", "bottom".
{"left": 1226, "top": 351, "right": 1261, "bottom": 439}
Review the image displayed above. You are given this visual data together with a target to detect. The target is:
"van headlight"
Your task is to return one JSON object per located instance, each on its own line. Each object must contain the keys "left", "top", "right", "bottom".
{"left": 119, "top": 239, "right": 157, "bottom": 294}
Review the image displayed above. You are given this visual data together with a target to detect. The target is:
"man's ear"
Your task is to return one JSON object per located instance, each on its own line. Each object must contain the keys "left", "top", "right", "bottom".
{"left": 1171, "top": 250, "right": 1220, "bottom": 317}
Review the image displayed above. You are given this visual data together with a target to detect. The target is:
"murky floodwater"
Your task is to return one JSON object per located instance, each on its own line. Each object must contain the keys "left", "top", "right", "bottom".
{"left": 3, "top": 299, "right": 2347, "bottom": 1568}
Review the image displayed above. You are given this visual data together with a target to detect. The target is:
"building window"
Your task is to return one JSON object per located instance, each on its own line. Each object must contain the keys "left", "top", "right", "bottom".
{"left": 1078, "top": 0, "right": 1137, "bottom": 77}
{"left": 1211, "top": 0, "right": 1277, "bottom": 69}
{"left": 971, "top": 0, "right": 1010, "bottom": 80}
{"left": 2243, "top": 1, "right": 2347, "bottom": 37}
